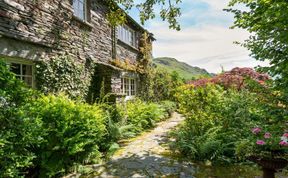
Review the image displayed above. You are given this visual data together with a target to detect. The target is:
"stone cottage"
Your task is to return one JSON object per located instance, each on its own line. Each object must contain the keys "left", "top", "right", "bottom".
{"left": 0, "top": 0, "right": 154, "bottom": 101}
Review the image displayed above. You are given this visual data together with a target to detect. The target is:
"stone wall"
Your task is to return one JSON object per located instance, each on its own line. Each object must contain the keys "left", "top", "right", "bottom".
{"left": 116, "top": 40, "right": 140, "bottom": 64}
{"left": 0, "top": 0, "right": 143, "bottom": 65}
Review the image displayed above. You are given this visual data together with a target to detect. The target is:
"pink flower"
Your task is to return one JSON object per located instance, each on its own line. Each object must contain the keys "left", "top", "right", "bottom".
{"left": 264, "top": 132, "right": 271, "bottom": 139}
{"left": 283, "top": 133, "right": 288, "bottom": 138}
{"left": 252, "top": 127, "right": 262, "bottom": 134}
{"left": 279, "top": 141, "right": 288, "bottom": 147}
{"left": 256, "top": 140, "right": 266, "bottom": 145}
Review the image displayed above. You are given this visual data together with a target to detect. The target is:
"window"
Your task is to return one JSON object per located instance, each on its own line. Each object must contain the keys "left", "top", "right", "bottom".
{"left": 73, "top": 0, "right": 87, "bottom": 21}
{"left": 121, "top": 77, "right": 137, "bottom": 96}
{"left": 9, "top": 62, "right": 34, "bottom": 87}
{"left": 117, "top": 25, "right": 137, "bottom": 47}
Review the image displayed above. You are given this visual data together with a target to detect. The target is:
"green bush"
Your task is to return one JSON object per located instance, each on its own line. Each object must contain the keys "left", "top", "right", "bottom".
{"left": 159, "top": 100, "right": 177, "bottom": 116}
{"left": 120, "top": 99, "right": 166, "bottom": 134}
{"left": 1, "top": 60, "right": 107, "bottom": 177}
{"left": 172, "top": 84, "right": 262, "bottom": 163}
{"left": 23, "top": 94, "right": 107, "bottom": 177}
{"left": 106, "top": 99, "right": 174, "bottom": 141}
{"left": 0, "top": 60, "right": 43, "bottom": 177}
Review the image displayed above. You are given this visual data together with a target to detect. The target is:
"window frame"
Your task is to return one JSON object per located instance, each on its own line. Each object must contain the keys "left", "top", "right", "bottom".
{"left": 121, "top": 77, "right": 137, "bottom": 96}
{"left": 117, "top": 25, "right": 138, "bottom": 48}
{"left": 4, "top": 58, "right": 35, "bottom": 88}
{"left": 72, "top": 0, "right": 88, "bottom": 22}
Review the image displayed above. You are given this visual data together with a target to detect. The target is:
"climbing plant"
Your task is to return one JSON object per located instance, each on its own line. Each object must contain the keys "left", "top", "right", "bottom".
{"left": 138, "top": 32, "right": 153, "bottom": 73}
{"left": 36, "top": 55, "right": 94, "bottom": 100}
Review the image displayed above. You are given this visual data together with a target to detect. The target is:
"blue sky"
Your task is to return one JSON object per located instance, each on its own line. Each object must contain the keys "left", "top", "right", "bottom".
{"left": 128, "top": 0, "right": 268, "bottom": 73}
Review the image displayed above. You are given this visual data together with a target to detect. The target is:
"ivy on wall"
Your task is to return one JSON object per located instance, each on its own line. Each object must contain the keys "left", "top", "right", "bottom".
{"left": 138, "top": 32, "right": 153, "bottom": 71}
{"left": 36, "top": 55, "right": 93, "bottom": 100}
{"left": 110, "top": 32, "right": 153, "bottom": 74}
{"left": 137, "top": 32, "right": 155, "bottom": 100}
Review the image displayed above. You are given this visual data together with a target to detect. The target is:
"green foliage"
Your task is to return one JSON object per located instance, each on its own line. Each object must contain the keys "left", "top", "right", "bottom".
{"left": 23, "top": 94, "right": 106, "bottom": 177}
{"left": 104, "top": 99, "right": 176, "bottom": 142}
{"left": 0, "top": 58, "right": 178, "bottom": 176}
{"left": 36, "top": 55, "right": 93, "bottom": 100}
{"left": 159, "top": 100, "right": 177, "bottom": 116}
{"left": 105, "top": 0, "right": 182, "bottom": 30}
{"left": 153, "top": 57, "right": 211, "bottom": 80}
{"left": 226, "top": 0, "right": 288, "bottom": 95}
{"left": 0, "top": 60, "right": 43, "bottom": 177}
{"left": 172, "top": 84, "right": 279, "bottom": 163}
{"left": 118, "top": 99, "right": 166, "bottom": 134}
{"left": 139, "top": 68, "right": 184, "bottom": 101}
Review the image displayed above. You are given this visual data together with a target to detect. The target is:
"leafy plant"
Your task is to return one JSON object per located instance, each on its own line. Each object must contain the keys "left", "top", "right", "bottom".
{"left": 0, "top": 60, "right": 43, "bottom": 177}
{"left": 226, "top": 0, "right": 288, "bottom": 96}
{"left": 173, "top": 84, "right": 265, "bottom": 163}
{"left": 23, "top": 94, "right": 107, "bottom": 177}
{"left": 36, "top": 55, "right": 93, "bottom": 100}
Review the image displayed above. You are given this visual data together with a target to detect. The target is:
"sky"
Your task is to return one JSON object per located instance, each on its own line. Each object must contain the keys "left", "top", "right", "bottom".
{"left": 128, "top": 0, "right": 268, "bottom": 73}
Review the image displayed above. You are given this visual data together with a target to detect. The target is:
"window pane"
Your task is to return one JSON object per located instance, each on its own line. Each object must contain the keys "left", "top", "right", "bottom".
{"left": 23, "top": 77, "right": 33, "bottom": 87}
{"left": 124, "top": 78, "right": 129, "bottom": 95}
{"left": 79, "top": 1, "right": 84, "bottom": 20}
{"left": 10, "top": 63, "right": 21, "bottom": 75}
{"left": 22, "top": 64, "right": 33, "bottom": 76}
{"left": 73, "top": 0, "right": 86, "bottom": 20}
{"left": 121, "top": 78, "right": 124, "bottom": 94}
{"left": 131, "top": 79, "right": 136, "bottom": 96}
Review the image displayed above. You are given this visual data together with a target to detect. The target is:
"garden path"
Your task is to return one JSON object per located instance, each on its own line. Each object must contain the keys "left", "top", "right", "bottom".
{"left": 96, "top": 112, "right": 195, "bottom": 177}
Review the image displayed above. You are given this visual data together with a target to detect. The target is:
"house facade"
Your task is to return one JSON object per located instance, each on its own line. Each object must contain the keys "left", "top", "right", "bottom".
{"left": 0, "top": 0, "right": 154, "bottom": 101}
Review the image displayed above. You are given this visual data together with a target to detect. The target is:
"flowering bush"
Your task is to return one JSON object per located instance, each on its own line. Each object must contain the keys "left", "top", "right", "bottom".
{"left": 236, "top": 126, "right": 288, "bottom": 159}
{"left": 174, "top": 76, "right": 288, "bottom": 163}
{"left": 187, "top": 67, "right": 270, "bottom": 90}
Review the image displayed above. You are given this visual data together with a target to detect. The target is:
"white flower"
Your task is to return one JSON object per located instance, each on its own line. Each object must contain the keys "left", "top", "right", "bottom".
{"left": 281, "top": 136, "right": 288, "bottom": 142}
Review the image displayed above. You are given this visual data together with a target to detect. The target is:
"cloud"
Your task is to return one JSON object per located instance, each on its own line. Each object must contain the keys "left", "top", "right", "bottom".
{"left": 148, "top": 23, "right": 268, "bottom": 73}
{"left": 128, "top": 0, "right": 268, "bottom": 73}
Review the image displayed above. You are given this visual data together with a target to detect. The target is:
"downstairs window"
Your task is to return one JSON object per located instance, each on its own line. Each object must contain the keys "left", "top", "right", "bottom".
{"left": 8, "top": 61, "right": 34, "bottom": 87}
{"left": 121, "top": 77, "right": 136, "bottom": 96}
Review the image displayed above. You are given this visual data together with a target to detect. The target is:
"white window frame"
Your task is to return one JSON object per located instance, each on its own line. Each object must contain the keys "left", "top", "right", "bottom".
{"left": 117, "top": 25, "right": 137, "bottom": 48}
{"left": 73, "top": 0, "right": 87, "bottom": 21}
{"left": 4, "top": 58, "right": 35, "bottom": 88}
{"left": 121, "top": 77, "right": 137, "bottom": 96}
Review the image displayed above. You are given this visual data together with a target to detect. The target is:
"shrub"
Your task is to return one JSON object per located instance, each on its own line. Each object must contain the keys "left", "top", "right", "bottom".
{"left": 187, "top": 67, "right": 269, "bottom": 90}
{"left": 107, "top": 99, "right": 174, "bottom": 141}
{"left": 173, "top": 81, "right": 288, "bottom": 164}
{"left": 23, "top": 94, "right": 107, "bottom": 177}
{"left": 138, "top": 69, "right": 184, "bottom": 102}
{"left": 173, "top": 84, "right": 262, "bottom": 163}
{"left": 120, "top": 99, "right": 166, "bottom": 134}
{"left": 159, "top": 100, "right": 177, "bottom": 116}
{"left": 0, "top": 60, "right": 43, "bottom": 177}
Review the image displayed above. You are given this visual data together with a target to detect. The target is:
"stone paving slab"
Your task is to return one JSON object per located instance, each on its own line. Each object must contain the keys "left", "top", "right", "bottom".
{"left": 97, "top": 112, "right": 195, "bottom": 178}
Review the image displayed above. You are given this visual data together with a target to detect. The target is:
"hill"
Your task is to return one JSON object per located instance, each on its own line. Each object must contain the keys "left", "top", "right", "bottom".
{"left": 153, "top": 57, "right": 211, "bottom": 80}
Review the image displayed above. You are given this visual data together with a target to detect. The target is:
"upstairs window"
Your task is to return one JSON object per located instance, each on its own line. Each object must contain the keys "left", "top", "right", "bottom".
{"left": 73, "top": 0, "right": 87, "bottom": 21}
{"left": 117, "top": 25, "right": 137, "bottom": 48}
{"left": 121, "top": 77, "right": 137, "bottom": 96}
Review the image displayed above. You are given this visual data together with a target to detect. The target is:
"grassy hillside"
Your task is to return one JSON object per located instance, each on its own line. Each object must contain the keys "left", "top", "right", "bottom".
{"left": 153, "top": 57, "right": 211, "bottom": 80}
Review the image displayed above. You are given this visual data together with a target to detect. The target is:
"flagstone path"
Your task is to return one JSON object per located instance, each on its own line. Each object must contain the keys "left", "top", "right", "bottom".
{"left": 96, "top": 112, "right": 195, "bottom": 178}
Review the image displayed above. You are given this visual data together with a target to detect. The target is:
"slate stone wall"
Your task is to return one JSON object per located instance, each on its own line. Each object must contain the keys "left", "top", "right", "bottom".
{"left": 0, "top": 0, "right": 147, "bottom": 100}
{"left": 0, "top": 0, "right": 142, "bottom": 65}
{"left": 116, "top": 40, "right": 140, "bottom": 64}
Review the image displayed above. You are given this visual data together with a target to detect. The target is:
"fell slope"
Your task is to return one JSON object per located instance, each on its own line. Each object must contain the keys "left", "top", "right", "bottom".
{"left": 153, "top": 57, "right": 210, "bottom": 80}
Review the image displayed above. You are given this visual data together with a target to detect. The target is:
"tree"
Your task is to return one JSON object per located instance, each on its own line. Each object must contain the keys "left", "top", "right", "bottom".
{"left": 226, "top": 0, "right": 288, "bottom": 94}
{"left": 106, "top": 0, "right": 182, "bottom": 30}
